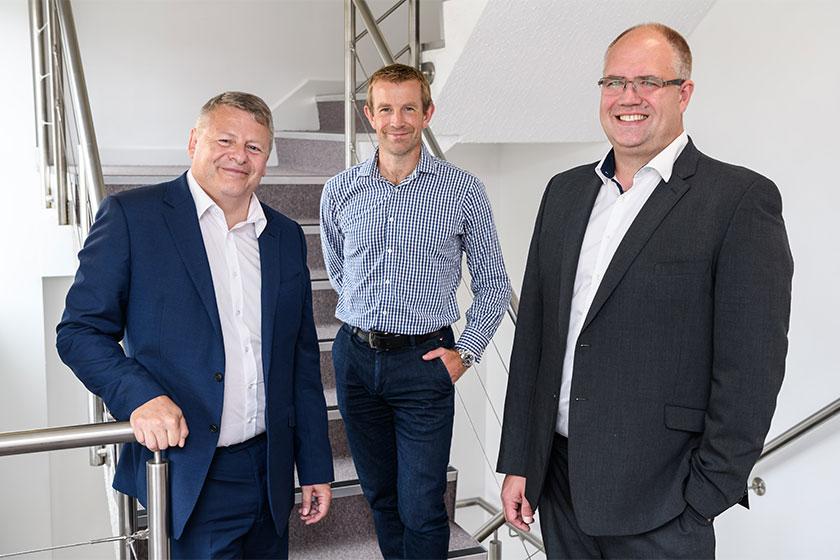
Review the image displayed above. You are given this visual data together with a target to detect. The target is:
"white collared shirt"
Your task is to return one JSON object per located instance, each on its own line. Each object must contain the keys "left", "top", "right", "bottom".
{"left": 556, "top": 132, "right": 689, "bottom": 436}
{"left": 187, "top": 171, "right": 267, "bottom": 447}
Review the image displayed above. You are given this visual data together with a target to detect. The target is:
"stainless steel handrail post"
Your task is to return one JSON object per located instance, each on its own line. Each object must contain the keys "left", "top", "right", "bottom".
{"left": 117, "top": 479, "right": 138, "bottom": 560}
{"left": 147, "top": 451, "right": 171, "bottom": 560}
{"left": 54, "top": 0, "right": 106, "bottom": 218}
{"left": 345, "top": 0, "right": 358, "bottom": 168}
{"left": 353, "top": 0, "right": 396, "bottom": 65}
{"left": 29, "top": 0, "right": 53, "bottom": 209}
{"left": 408, "top": 0, "right": 420, "bottom": 69}
{"left": 48, "top": 0, "right": 68, "bottom": 225}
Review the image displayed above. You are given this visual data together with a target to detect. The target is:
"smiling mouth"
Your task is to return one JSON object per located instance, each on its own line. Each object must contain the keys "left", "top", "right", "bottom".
{"left": 221, "top": 167, "right": 248, "bottom": 175}
{"left": 617, "top": 114, "right": 648, "bottom": 122}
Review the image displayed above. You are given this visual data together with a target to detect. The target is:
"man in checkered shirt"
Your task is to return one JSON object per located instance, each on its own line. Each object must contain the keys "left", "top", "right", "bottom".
{"left": 320, "top": 63, "right": 511, "bottom": 559}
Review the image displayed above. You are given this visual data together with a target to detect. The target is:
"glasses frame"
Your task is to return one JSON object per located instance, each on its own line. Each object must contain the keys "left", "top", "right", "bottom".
{"left": 597, "top": 76, "right": 686, "bottom": 95}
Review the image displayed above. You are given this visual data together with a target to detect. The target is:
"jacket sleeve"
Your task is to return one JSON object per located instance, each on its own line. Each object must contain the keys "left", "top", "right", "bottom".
{"left": 684, "top": 177, "right": 793, "bottom": 518}
{"left": 497, "top": 182, "right": 551, "bottom": 475}
{"left": 56, "top": 196, "right": 166, "bottom": 421}
{"left": 291, "top": 224, "right": 335, "bottom": 485}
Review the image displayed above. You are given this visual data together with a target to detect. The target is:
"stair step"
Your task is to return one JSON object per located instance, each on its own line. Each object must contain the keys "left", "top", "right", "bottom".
{"left": 291, "top": 470, "right": 475, "bottom": 558}
{"left": 256, "top": 182, "right": 324, "bottom": 226}
{"left": 315, "top": 98, "right": 371, "bottom": 134}
{"left": 275, "top": 132, "right": 345, "bottom": 176}
{"left": 288, "top": 514, "right": 485, "bottom": 559}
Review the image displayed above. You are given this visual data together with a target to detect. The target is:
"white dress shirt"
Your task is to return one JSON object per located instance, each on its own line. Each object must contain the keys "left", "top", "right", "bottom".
{"left": 187, "top": 171, "right": 267, "bottom": 447}
{"left": 556, "top": 132, "right": 689, "bottom": 436}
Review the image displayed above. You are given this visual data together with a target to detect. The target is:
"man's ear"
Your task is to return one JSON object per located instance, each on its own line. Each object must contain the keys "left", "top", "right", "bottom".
{"left": 679, "top": 80, "right": 695, "bottom": 113}
{"left": 363, "top": 104, "right": 375, "bottom": 128}
{"left": 423, "top": 102, "right": 435, "bottom": 128}
{"left": 187, "top": 128, "right": 198, "bottom": 159}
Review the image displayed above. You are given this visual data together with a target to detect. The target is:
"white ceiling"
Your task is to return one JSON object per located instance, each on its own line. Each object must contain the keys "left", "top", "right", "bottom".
{"left": 430, "top": 0, "right": 715, "bottom": 144}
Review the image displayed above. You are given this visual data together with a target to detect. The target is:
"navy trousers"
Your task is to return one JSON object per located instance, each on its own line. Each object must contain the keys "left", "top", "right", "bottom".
{"left": 171, "top": 434, "right": 288, "bottom": 559}
{"left": 333, "top": 324, "right": 455, "bottom": 559}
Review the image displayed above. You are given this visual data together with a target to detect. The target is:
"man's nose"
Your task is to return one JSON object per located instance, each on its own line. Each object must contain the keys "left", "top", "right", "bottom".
{"left": 228, "top": 144, "right": 247, "bottom": 164}
{"left": 617, "top": 82, "right": 643, "bottom": 103}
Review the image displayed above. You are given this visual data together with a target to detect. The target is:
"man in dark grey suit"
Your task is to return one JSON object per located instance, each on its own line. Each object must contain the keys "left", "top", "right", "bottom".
{"left": 497, "top": 23, "right": 793, "bottom": 559}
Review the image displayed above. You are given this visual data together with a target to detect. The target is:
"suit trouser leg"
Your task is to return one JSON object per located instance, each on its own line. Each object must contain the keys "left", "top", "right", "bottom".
{"left": 540, "top": 434, "right": 715, "bottom": 559}
{"left": 170, "top": 434, "right": 287, "bottom": 559}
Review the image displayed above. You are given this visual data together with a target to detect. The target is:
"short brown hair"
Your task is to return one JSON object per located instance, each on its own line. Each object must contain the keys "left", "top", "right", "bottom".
{"left": 366, "top": 63, "right": 433, "bottom": 113}
{"left": 196, "top": 91, "right": 275, "bottom": 144}
{"left": 606, "top": 23, "right": 692, "bottom": 79}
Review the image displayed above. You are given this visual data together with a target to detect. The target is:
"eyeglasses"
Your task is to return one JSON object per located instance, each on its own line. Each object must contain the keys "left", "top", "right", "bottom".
{"left": 597, "top": 76, "right": 685, "bottom": 95}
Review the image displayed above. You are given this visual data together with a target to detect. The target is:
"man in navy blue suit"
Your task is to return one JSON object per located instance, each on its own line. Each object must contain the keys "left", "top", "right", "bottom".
{"left": 57, "top": 92, "right": 334, "bottom": 558}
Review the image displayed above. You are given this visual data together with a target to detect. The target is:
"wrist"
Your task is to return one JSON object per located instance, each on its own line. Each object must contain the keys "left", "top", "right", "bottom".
{"left": 455, "top": 347, "right": 476, "bottom": 369}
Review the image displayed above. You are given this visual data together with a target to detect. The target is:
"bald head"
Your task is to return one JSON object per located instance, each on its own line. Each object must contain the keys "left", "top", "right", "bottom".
{"left": 606, "top": 23, "right": 692, "bottom": 80}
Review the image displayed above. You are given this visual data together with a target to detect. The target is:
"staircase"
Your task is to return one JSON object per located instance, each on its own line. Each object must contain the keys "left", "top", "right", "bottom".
{"left": 103, "top": 94, "right": 486, "bottom": 559}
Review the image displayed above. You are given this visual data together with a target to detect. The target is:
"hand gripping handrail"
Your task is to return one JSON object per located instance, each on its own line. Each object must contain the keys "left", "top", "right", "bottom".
{"left": 0, "top": 422, "right": 170, "bottom": 560}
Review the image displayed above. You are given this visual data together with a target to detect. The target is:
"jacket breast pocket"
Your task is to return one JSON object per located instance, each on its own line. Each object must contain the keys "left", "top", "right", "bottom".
{"left": 664, "top": 404, "right": 706, "bottom": 433}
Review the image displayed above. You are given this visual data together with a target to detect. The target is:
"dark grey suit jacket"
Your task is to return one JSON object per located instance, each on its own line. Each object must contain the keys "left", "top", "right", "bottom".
{"left": 497, "top": 140, "right": 793, "bottom": 536}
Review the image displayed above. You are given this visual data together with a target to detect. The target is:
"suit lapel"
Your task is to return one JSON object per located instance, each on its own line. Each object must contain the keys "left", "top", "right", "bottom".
{"left": 581, "top": 141, "right": 699, "bottom": 331}
{"left": 162, "top": 175, "right": 223, "bottom": 339}
{"left": 258, "top": 208, "right": 281, "bottom": 383}
{"left": 557, "top": 175, "right": 601, "bottom": 328}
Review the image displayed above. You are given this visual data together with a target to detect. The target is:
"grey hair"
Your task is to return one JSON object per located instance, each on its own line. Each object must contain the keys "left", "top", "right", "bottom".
{"left": 196, "top": 91, "right": 275, "bottom": 149}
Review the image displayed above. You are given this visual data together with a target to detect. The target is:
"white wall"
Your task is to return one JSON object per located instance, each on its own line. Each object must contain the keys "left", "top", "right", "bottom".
{"left": 446, "top": 1, "right": 840, "bottom": 558}
{"left": 72, "top": 0, "right": 441, "bottom": 165}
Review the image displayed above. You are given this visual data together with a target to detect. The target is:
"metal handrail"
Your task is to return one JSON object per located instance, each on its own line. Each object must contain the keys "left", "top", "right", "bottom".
{"left": 53, "top": 0, "right": 106, "bottom": 216}
{"left": 746, "top": 397, "right": 840, "bottom": 497}
{"left": 456, "top": 497, "right": 545, "bottom": 553}
{"left": 0, "top": 422, "right": 170, "bottom": 559}
{"left": 758, "top": 396, "right": 840, "bottom": 464}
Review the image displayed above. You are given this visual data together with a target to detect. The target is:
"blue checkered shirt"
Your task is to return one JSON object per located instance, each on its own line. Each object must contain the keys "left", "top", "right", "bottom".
{"left": 320, "top": 146, "right": 511, "bottom": 359}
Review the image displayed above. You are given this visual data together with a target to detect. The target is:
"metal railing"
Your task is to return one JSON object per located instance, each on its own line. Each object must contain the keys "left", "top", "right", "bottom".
{"left": 749, "top": 396, "right": 840, "bottom": 496}
{"left": 0, "top": 422, "right": 170, "bottom": 559}
{"left": 29, "top": 0, "right": 110, "bottom": 466}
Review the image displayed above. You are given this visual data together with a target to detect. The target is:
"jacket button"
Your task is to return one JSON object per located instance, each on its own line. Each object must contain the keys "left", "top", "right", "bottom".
{"left": 214, "top": 372, "right": 224, "bottom": 382}
{"left": 209, "top": 424, "right": 219, "bottom": 433}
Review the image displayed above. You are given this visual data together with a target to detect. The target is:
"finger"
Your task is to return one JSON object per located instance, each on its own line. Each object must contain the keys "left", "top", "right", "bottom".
{"left": 300, "top": 487, "right": 312, "bottom": 517}
{"left": 306, "top": 491, "right": 331, "bottom": 524}
{"left": 133, "top": 425, "right": 146, "bottom": 446}
{"left": 422, "top": 348, "right": 446, "bottom": 361}
{"left": 179, "top": 418, "right": 189, "bottom": 447}
{"left": 154, "top": 426, "right": 170, "bottom": 451}
{"left": 167, "top": 421, "right": 181, "bottom": 448}
{"left": 144, "top": 431, "right": 159, "bottom": 452}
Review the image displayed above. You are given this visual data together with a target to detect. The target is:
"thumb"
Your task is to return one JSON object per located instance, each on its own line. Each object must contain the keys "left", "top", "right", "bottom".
{"left": 300, "top": 486, "right": 312, "bottom": 516}
{"left": 521, "top": 496, "right": 534, "bottom": 523}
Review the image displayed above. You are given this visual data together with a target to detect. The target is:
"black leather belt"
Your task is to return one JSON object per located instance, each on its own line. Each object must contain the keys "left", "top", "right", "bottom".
{"left": 348, "top": 324, "right": 449, "bottom": 351}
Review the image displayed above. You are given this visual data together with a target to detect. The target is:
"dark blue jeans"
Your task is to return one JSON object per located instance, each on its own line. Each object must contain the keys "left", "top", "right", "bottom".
{"left": 333, "top": 324, "right": 455, "bottom": 559}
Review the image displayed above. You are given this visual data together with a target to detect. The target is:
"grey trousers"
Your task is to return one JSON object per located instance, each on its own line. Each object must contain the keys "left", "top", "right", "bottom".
{"left": 539, "top": 435, "right": 715, "bottom": 560}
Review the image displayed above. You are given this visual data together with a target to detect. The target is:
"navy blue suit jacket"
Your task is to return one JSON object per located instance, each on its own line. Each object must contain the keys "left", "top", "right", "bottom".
{"left": 57, "top": 174, "right": 334, "bottom": 539}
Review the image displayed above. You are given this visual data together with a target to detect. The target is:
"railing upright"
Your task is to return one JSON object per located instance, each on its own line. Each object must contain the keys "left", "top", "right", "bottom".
{"left": 0, "top": 422, "right": 170, "bottom": 560}
{"left": 345, "top": 0, "right": 357, "bottom": 168}
{"left": 29, "top": 0, "right": 53, "bottom": 209}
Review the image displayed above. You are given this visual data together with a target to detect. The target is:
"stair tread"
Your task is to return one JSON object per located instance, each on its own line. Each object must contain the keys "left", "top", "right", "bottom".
{"left": 289, "top": 519, "right": 485, "bottom": 559}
